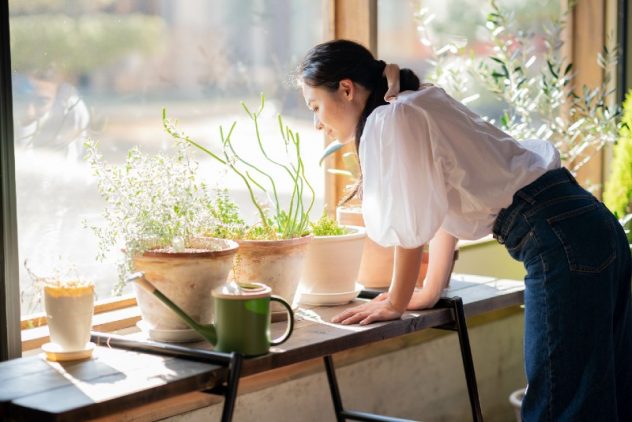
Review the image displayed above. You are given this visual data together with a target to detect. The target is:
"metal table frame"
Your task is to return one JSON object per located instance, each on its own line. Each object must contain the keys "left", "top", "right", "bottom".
{"left": 322, "top": 297, "right": 482, "bottom": 422}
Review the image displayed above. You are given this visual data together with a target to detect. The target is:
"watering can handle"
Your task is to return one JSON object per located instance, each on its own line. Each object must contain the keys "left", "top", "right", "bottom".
{"left": 270, "top": 295, "right": 294, "bottom": 346}
{"left": 128, "top": 272, "right": 157, "bottom": 294}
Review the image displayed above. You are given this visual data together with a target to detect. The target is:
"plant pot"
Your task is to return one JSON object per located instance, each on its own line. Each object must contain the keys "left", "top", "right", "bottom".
{"left": 300, "top": 225, "right": 366, "bottom": 294}
{"left": 232, "top": 235, "right": 313, "bottom": 314}
{"left": 132, "top": 237, "right": 238, "bottom": 342}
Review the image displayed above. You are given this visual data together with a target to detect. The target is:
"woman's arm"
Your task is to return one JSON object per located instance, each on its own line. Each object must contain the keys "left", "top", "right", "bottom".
{"left": 331, "top": 228, "right": 457, "bottom": 325}
{"left": 408, "top": 227, "right": 458, "bottom": 309}
{"left": 331, "top": 244, "right": 423, "bottom": 325}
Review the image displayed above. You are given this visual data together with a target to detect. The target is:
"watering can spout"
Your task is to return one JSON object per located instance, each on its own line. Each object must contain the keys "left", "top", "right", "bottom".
{"left": 127, "top": 272, "right": 218, "bottom": 345}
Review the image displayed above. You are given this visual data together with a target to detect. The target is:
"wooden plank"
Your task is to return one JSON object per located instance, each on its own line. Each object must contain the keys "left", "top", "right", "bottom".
{"left": 5, "top": 348, "right": 224, "bottom": 420}
{"left": 563, "top": 0, "right": 607, "bottom": 191}
{"left": 1, "top": 347, "right": 224, "bottom": 421}
{"left": 8, "top": 361, "right": 224, "bottom": 421}
{"left": 324, "top": 0, "right": 378, "bottom": 208}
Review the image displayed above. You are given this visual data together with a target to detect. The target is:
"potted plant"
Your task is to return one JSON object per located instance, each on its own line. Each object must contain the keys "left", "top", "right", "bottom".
{"left": 297, "top": 210, "right": 366, "bottom": 305}
{"left": 163, "top": 95, "right": 314, "bottom": 313}
{"left": 84, "top": 140, "right": 239, "bottom": 342}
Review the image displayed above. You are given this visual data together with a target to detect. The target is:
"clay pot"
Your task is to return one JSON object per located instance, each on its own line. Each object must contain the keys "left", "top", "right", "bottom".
{"left": 132, "top": 237, "right": 239, "bottom": 341}
{"left": 300, "top": 226, "right": 366, "bottom": 294}
{"left": 232, "top": 235, "right": 313, "bottom": 312}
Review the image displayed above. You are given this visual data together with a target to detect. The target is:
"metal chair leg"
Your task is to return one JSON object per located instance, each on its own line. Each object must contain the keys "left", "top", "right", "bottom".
{"left": 220, "top": 353, "right": 243, "bottom": 422}
{"left": 324, "top": 355, "right": 420, "bottom": 422}
{"left": 437, "top": 297, "right": 483, "bottom": 422}
{"left": 324, "top": 355, "right": 346, "bottom": 422}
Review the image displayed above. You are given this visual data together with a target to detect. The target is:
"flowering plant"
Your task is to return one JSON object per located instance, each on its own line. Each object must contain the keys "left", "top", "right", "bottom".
{"left": 84, "top": 139, "right": 241, "bottom": 294}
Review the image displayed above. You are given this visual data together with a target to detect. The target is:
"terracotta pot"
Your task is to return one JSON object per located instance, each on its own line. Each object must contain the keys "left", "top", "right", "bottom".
{"left": 336, "top": 205, "right": 364, "bottom": 226}
{"left": 337, "top": 206, "right": 431, "bottom": 289}
{"left": 300, "top": 226, "right": 366, "bottom": 294}
{"left": 132, "top": 237, "right": 239, "bottom": 341}
{"left": 232, "top": 235, "right": 313, "bottom": 312}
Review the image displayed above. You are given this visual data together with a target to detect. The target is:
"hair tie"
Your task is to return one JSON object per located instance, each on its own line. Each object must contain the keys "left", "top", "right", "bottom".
{"left": 383, "top": 63, "right": 400, "bottom": 103}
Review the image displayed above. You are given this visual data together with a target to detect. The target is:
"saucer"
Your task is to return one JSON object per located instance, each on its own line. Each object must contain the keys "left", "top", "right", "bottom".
{"left": 41, "top": 342, "right": 95, "bottom": 362}
{"left": 136, "top": 320, "right": 202, "bottom": 343}
{"left": 299, "top": 283, "right": 363, "bottom": 306}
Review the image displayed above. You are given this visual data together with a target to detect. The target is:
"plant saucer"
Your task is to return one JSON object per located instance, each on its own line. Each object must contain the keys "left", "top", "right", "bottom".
{"left": 136, "top": 320, "right": 203, "bottom": 343}
{"left": 298, "top": 283, "right": 363, "bottom": 306}
{"left": 41, "top": 342, "right": 95, "bottom": 362}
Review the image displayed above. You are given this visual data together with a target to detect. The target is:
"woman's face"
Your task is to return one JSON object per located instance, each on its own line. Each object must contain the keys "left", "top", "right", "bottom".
{"left": 301, "top": 79, "right": 366, "bottom": 144}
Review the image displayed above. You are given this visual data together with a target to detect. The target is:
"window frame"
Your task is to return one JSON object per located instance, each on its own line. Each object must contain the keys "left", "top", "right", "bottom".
{"left": 1, "top": 0, "right": 627, "bottom": 357}
{"left": 1, "top": 0, "right": 21, "bottom": 360}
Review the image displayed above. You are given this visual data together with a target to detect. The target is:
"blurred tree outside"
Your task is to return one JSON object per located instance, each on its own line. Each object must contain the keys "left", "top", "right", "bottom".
{"left": 9, "top": 0, "right": 165, "bottom": 81}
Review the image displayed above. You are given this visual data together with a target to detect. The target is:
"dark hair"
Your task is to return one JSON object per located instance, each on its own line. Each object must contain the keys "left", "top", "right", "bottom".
{"left": 299, "top": 39, "right": 420, "bottom": 202}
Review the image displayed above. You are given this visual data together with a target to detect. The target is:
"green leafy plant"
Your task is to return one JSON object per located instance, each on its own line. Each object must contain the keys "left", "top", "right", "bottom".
{"left": 163, "top": 95, "right": 315, "bottom": 240}
{"left": 409, "top": 0, "right": 620, "bottom": 178}
{"left": 84, "top": 139, "right": 238, "bottom": 294}
{"left": 473, "top": 1, "right": 619, "bottom": 173}
{"left": 604, "top": 90, "right": 632, "bottom": 219}
{"left": 310, "top": 209, "right": 348, "bottom": 236}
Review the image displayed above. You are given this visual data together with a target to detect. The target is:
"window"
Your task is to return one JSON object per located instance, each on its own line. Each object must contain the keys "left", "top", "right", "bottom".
{"left": 9, "top": 0, "right": 324, "bottom": 317}
{"left": 378, "top": 0, "right": 561, "bottom": 120}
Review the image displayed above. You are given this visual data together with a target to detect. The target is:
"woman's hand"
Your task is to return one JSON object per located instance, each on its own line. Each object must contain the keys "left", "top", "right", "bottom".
{"left": 331, "top": 293, "right": 403, "bottom": 325}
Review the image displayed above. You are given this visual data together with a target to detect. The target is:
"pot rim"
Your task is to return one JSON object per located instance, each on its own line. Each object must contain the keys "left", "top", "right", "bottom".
{"left": 236, "top": 233, "right": 313, "bottom": 248}
{"left": 141, "top": 237, "right": 239, "bottom": 258}
{"left": 312, "top": 225, "right": 366, "bottom": 242}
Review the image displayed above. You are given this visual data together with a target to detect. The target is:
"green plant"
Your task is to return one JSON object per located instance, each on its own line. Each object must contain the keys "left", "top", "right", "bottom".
{"left": 604, "top": 90, "right": 632, "bottom": 218}
{"left": 84, "top": 139, "right": 236, "bottom": 294}
{"left": 310, "top": 209, "right": 348, "bottom": 236}
{"left": 163, "top": 95, "right": 315, "bottom": 240}
{"left": 474, "top": 1, "right": 619, "bottom": 174}
{"left": 410, "top": 0, "right": 620, "bottom": 177}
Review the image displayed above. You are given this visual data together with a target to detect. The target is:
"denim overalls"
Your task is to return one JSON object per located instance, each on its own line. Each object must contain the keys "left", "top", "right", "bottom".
{"left": 493, "top": 167, "right": 632, "bottom": 421}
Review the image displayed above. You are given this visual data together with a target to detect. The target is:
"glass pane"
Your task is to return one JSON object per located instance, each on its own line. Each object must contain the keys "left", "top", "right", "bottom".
{"left": 10, "top": 0, "right": 324, "bottom": 315}
{"left": 378, "top": 0, "right": 561, "bottom": 119}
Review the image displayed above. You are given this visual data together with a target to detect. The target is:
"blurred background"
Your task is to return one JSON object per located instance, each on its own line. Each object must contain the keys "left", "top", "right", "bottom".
{"left": 9, "top": 0, "right": 558, "bottom": 314}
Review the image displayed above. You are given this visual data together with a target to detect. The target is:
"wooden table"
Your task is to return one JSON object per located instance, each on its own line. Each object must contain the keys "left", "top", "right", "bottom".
{"left": 0, "top": 274, "right": 524, "bottom": 422}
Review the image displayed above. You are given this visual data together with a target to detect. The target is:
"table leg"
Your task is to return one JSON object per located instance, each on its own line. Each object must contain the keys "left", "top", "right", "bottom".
{"left": 323, "top": 355, "right": 419, "bottom": 422}
{"left": 220, "top": 353, "right": 243, "bottom": 422}
{"left": 436, "top": 297, "right": 483, "bottom": 422}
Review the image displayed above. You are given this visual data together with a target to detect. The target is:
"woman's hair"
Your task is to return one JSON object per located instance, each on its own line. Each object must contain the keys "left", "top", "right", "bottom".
{"left": 298, "top": 39, "right": 420, "bottom": 202}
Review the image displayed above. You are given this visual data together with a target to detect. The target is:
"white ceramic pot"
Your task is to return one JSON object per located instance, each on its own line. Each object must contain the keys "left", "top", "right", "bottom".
{"left": 300, "top": 225, "right": 366, "bottom": 294}
{"left": 132, "top": 237, "right": 238, "bottom": 341}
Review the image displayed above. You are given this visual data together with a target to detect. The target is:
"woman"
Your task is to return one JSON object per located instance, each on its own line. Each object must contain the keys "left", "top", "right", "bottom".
{"left": 298, "top": 39, "right": 632, "bottom": 421}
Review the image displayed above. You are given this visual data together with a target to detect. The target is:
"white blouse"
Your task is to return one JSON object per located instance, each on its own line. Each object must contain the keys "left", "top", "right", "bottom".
{"left": 360, "top": 85, "right": 560, "bottom": 248}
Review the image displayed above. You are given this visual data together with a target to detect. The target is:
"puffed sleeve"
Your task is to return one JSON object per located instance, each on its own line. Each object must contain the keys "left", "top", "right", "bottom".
{"left": 360, "top": 102, "right": 448, "bottom": 248}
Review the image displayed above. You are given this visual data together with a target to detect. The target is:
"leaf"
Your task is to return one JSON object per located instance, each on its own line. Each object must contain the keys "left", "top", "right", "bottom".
{"left": 318, "top": 141, "right": 345, "bottom": 165}
{"left": 546, "top": 60, "right": 558, "bottom": 78}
